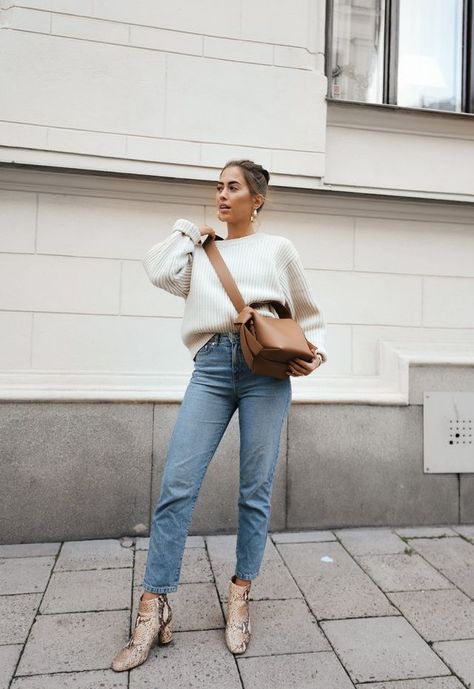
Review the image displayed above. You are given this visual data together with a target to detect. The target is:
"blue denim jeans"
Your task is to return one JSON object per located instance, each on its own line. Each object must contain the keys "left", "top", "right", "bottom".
{"left": 142, "top": 330, "right": 292, "bottom": 593}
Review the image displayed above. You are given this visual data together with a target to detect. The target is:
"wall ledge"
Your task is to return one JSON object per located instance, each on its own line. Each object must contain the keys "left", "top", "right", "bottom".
{"left": 1, "top": 164, "right": 473, "bottom": 220}
{"left": 327, "top": 99, "right": 474, "bottom": 140}
{"left": 0, "top": 342, "right": 472, "bottom": 404}
{"left": 2, "top": 142, "right": 473, "bottom": 203}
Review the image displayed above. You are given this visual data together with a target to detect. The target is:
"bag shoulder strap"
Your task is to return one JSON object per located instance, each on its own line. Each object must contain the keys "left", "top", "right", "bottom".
{"left": 202, "top": 235, "right": 246, "bottom": 313}
{"left": 202, "top": 234, "right": 292, "bottom": 319}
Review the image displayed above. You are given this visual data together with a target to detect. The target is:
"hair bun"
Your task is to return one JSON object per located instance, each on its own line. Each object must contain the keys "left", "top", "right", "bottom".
{"left": 261, "top": 167, "right": 270, "bottom": 183}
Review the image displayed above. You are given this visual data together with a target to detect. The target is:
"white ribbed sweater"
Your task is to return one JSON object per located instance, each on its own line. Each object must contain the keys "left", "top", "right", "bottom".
{"left": 143, "top": 218, "right": 328, "bottom": 364}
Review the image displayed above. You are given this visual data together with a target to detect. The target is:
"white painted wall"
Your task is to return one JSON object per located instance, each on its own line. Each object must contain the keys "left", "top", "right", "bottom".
{"left": 1, "top": 1, "right": 472, "bottom": 198}
{"left": 1, "top": 167, "right": 473, "bottom": 401}
{"left": 0, "top": 0, "right": 327, "bottom": 186}
{"left": 0, "top": 1, "right": 473, "bottom": 401}
{"left": 325, "top": 101, "right": 474, "bottom": 202}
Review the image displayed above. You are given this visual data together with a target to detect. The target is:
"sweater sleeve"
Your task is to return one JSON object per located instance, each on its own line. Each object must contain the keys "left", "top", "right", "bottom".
{"left": 278, "top": 249, "right": 328, "bottom": 363}
{"left": 142, "top": 218, "right": 202, "bottom": 299}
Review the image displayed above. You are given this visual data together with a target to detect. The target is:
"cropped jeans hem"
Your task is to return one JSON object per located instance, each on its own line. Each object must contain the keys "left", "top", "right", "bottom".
{"left": 234, "top": 570, "right": 260, "bottom": 580}
{"left": 143, "top": 582, "right": 178, "bottom": 594}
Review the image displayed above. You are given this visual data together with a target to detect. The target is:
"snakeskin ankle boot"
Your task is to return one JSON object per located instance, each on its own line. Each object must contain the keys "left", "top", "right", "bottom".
{"left": 224, "top": 575, "right": 251, "bottom": 654}
{"left": 110, "top": 592, "right": 173, "bottom": 672}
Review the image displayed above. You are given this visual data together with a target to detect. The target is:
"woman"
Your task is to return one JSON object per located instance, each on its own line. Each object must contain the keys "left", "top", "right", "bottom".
{"left": 111, "top": 159, "right": 327, "bottom": 672}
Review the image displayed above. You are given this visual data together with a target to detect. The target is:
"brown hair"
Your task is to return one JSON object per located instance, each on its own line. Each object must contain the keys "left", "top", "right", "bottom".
{"left": 220, "top": 159, "right": 270, "bottom": 215}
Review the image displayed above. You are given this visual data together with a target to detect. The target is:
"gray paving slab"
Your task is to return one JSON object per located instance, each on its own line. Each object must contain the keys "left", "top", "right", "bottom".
{"left": 0, "top": 556, "right": 55, "bottom": 595}
{"left": 54, "top": 538, "right": 133, "bottom": 571}
{"left": 128, "top": 628, "right": 242, "bottom": 689}
{"left": 451, "top": 524, "right": 474, "bottom": 541}
{"left": 15, "top": 610, "right": 128, "bottom": 675}
{"left": 271, "top": 529, "right": 337, "bottom": 543}
{"left": 206, "top": 533, "right": 244, "bottom": 562}
{"left": 277, "top": 541, "right": 398, "bottom": 619}
{"left": 223, "top": 598, "right": 331, "bottom": 656}
{"left": 0, "top": 644, "right": 22, "bottom": 689}
{"left": 395, "top": 527, "right": 459, "bottom": 539}
{"left": 387, "top": 589, "right": 474, "bottom": 642}
{"left": 207, "top": 534, "right": 302, "bottom": 601}
{"left": 132, "top": 581, "right": 211, "bottom": 630}
{"left": 5, "top": 526, "right": 473, "bottom": 687}
{"left": 150, "top": 582, "right": 224, "bottom": 632}
{"left": 355, "top": 553, "right": 454, "bottom": 591}
{"left": 408, "top": 536, "right": 474, "bottom": 597}
{"left": 321, "top": 616, "right": 451, "bottom": 683}
{"left": 0, "top": 594, "right": 40, "bottom": 645}
{"left": 133, "top": 548, "right": 147, "bottom": 588}
{"left": 213, "top": 556, "right": 303, "bottom": 603}
{"left": 355, "top": 678, "right": 465, "bottom": 688}
{"left": 135, "top": 536, "right": 149, "bottom": 550}
{"left": 433, "top": 640, "right": 474, "bottom": 689}
{"left": 11, "top": 670, "right": 128, "bottom": 689}
{"left": 178, "top": 547, "right": 216, "bottom": 584}
{"left": 117, "top": 536, "right": 135, "bottom": 549}
{"left": 0, "top": 542, "right": 61, "bottom": 558}
{"left": 206, "top": 533, "right": 278, "bottom": 561}
{"left": 335, "top": 527, "right": 407, "bottom": 555}
{"left": 39, "top": 567, "right": 132, "bottom": 613}
{"left": 237, "top": 651, "right": 355, "bottom": 689}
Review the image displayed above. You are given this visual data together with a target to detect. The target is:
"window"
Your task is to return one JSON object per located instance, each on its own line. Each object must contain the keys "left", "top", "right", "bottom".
{"left": 325, "top": 0, "right": 474, "bottom": 113}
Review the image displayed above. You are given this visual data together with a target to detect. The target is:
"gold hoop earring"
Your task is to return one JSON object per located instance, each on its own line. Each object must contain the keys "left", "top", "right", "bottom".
{"left": 251, "top": 208, "right": 257, "bottom": 222}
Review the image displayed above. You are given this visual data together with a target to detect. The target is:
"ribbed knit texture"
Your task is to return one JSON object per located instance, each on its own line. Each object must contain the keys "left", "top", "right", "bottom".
{"left": 142, "top": 218, "right": 328, "bottom": 364}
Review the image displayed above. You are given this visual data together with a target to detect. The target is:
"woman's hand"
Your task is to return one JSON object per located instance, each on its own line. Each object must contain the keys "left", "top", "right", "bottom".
{"left": 286, "top": 346, "right": 323, "bottom": 377}
{"left": 199, "top": 225, "right": 216, "bottom": 240}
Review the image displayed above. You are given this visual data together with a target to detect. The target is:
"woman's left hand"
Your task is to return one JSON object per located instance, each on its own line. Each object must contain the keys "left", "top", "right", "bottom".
{"left": 286, "top": 346, "right": 323, "bottom": 377}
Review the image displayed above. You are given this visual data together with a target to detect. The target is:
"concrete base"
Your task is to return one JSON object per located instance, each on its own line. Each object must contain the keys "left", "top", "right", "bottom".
{"left": 1, "top": 364, "right": 473, "bottom": 543}
{"left": 0, "top": 401, "right": 287, "bottom": 544}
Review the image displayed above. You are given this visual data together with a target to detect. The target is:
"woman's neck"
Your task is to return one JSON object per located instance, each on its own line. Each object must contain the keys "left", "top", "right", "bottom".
{"left": 225, "top": 223, "right": 255, "bottom": 240}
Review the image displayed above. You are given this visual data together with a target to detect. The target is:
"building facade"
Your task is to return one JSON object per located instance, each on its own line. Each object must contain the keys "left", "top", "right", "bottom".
{"left": 1, "top": 0, "right": 473, "bottom": 543}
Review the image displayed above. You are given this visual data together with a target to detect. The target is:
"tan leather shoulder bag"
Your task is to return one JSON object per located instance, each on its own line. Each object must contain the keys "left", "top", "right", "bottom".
{"left": 202, "top": 233, "right": 319, "bottom": 380}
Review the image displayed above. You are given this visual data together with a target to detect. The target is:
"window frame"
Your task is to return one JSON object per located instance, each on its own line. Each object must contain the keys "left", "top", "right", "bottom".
{"left": 325, "top": 0, "right": 474, "bottom": 114}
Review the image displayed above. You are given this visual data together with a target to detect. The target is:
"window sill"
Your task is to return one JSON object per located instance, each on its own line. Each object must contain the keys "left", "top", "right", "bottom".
{"left": 326, "top": 98, "right": 474, "bottom": 140}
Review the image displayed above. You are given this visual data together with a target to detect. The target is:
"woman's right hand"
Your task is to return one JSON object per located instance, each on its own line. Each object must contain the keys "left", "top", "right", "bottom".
{"left": 199, "top": 225, "right": 216, "bottom": 240}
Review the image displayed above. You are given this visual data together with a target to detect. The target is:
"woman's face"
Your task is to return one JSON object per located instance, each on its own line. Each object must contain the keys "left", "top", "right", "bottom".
{"left": 216, "top": 166, "right": 261, "bottom": 224}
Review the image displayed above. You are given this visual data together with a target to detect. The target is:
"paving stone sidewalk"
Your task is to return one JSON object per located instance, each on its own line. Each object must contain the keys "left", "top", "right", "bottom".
{"left": 1, "top": 524, "right": 474, "bottom": 689}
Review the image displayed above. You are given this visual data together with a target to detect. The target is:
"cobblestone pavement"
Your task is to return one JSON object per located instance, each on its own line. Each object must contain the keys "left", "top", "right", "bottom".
{"left": 1, "top": 524, "right": 474, "bottom": 688}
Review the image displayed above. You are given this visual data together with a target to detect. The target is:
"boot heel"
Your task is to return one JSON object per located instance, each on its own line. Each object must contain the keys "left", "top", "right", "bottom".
{"left": 225, "top": 576, "right": 252, "bottom": 654}
{"left": 158, "top": 621, "right": 173, "bottom": 645}
{"left": 110, "top": 593, "right": 173, "bottom": 672}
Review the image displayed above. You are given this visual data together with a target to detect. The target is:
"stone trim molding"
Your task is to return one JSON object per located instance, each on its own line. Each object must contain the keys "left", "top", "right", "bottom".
{"left": 0, "top": 166, "right": 473, "bottom": 221}
{"left": 0, "top": 342, "right": 472, "bottom": 403}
